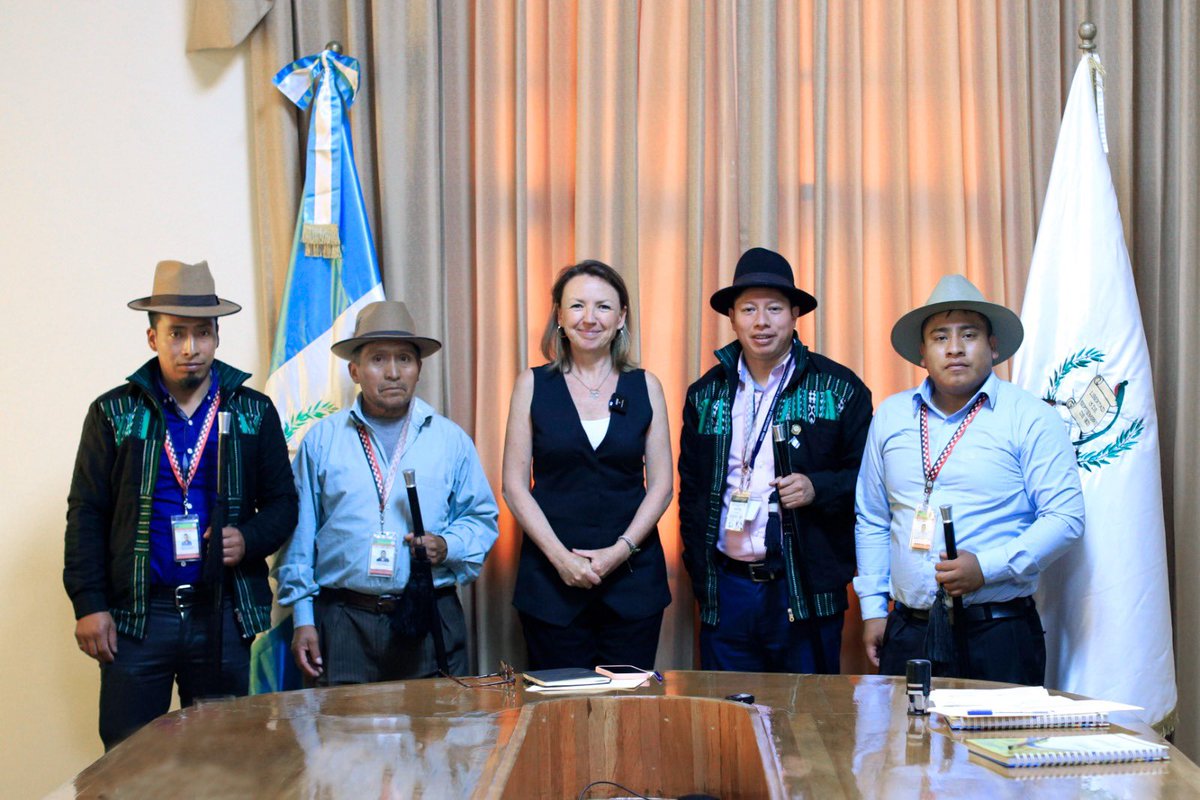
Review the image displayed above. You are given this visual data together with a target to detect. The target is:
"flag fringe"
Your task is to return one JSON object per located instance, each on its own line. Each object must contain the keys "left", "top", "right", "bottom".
{"left": 302, "top": 223, "right": 342, "bottom": 259}
{"left": 1153, "top": 706, "right": 1178, "bottom": 739}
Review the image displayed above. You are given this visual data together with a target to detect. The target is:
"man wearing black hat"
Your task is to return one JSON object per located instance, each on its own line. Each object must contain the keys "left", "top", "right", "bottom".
{"left": 853, "top": 275, "right": 1084, "bottom": 684}
{"left": 64, "top": 260, "right": 298, "bottom": 749}
{"left": 276, "top": 300, "right": 498, "bottom": 685}
{"left": 679, "top": 247, "right": 872, "bottom": 672}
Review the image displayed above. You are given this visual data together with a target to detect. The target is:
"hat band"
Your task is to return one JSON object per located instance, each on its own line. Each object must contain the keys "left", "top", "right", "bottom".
{"left": 146, "top": 293, "right": 221, "bottom": 307}
{"left": 358, "top": 329, "right": 417, "bottom": 338}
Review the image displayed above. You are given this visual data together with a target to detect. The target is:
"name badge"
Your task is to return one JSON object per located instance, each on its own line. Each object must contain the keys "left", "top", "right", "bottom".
{"left": 909, "top": 502, "right": 936, "bottom": 551}
{"left": 726, "top": 490, "right": 753, "bottom": 532}
{"left": 171, "top": 514, "right": 202, "bottom": 562}
{"left": 368, "top": 531, "right": 398, "bottom": 578}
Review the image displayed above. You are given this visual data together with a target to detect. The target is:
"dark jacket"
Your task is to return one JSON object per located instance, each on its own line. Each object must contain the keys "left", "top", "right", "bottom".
{"left": 64, "top": 359, "right": 299, "bottom": 639}
{"left": 678, "top": 336, "right": 872, "bottom": 626}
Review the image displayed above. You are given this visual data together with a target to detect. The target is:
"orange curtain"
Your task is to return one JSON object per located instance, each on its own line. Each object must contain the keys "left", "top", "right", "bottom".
{"left": 189, "top": 0, "right": 1200, "bottom": 747}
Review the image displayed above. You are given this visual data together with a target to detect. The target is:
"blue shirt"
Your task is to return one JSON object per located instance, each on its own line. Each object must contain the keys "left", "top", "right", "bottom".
{"left": 148, "top": 373, "right": 219, "bottom": 586}
{"left": 853, "top": 372, "right": 1084, "bottom": 618}
{"left": 276, "top": 395, "right": 500, "bottom": 628}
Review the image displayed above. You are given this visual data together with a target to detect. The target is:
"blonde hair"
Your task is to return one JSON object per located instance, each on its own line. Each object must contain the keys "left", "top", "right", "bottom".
{"left": 540, "top": 260, "right": 636, "bottom": 373}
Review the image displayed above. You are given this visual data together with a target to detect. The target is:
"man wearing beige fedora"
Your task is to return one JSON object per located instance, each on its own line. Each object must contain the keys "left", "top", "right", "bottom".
{"left": 276, "top": 300, "right": 498, "bottom": 684}
{"left": 64, "top": 260, "right": 298, "bottom": 749}
{"left": 854, "top": 275, "right": 1084, "bottom": 684}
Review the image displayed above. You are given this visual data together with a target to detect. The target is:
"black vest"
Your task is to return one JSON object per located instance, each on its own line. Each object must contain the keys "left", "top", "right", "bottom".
{"left": 512, "top": 366, "right": 671, "bottom": 626}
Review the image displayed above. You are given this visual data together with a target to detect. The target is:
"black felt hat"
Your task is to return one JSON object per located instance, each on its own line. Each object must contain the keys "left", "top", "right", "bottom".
{"left": 709, "top": 247, "right": 818, "bottom": 316}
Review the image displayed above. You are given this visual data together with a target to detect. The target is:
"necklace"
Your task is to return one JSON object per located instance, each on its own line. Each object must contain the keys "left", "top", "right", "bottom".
{"left": 570, "top": 366, "right": 612, "bottom": 399}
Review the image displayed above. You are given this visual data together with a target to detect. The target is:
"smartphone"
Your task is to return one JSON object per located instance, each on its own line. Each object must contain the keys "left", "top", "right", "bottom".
{"left": 595, "top": 664, "right": 653, "bottom": 680}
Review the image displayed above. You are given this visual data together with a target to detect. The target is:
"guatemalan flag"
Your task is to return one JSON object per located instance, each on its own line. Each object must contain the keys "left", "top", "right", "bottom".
{"left": 1012, "top": 53, "right": 1177, "bottom": 730}
{"left": 264, "top": 47, "right": 385, "bottom": 452}
{"left": 252, "top": 48, "right": 384, "bottom": 694}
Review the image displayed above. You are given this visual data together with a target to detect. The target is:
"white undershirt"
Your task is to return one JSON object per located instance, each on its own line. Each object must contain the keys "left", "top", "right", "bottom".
{"left": 580, "top": 416, "right": 610, "bottom": 450}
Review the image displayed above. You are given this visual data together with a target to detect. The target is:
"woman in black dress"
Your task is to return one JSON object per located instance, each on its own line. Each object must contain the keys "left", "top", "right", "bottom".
{"left": 503, "top": 260, "right": 672, "bottom": 670}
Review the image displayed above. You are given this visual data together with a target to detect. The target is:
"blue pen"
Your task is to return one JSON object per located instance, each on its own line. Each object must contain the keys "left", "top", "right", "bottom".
{"left": 966, "top": 709, "right": 993, "bottom": 716}
{"left": 652, "top": 671, "right": 664, "bottom": 684}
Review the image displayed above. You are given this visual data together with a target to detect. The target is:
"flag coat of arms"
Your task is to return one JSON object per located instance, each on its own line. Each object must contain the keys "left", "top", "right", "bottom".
{"left": 264, "top": 48, "right": 385, "bottom": 451}
{"left": 1012, "top": 54, "right": 1176, "bottom": 729}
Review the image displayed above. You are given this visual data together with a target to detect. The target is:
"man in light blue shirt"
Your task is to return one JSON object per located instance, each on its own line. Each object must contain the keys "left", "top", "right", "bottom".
{"left": 854, "top": 275, "right": 1084, "bottom": 684}
{"left": 276, "top": 301, "right": 499, "bottom": 684}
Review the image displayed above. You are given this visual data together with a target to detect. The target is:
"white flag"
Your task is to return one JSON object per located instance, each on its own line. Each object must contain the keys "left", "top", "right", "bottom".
{"left": 1012, "top": 54, "right": 1176, "bottom": 728}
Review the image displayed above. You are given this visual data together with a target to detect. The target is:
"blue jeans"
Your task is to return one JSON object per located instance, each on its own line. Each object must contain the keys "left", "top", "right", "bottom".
{"left": 700, "top": 567, "right": 843, "bottom": 673}
{"left": 98, "top": 596, "right": 250, "bottom": 750}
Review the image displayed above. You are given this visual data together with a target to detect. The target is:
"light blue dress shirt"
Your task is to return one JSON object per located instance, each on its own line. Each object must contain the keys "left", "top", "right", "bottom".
{"left": 853, "top": 372, "right": 1084, "bottom": 619}
{"left": 276, "top": 395, "right": 499, "bottom": 628}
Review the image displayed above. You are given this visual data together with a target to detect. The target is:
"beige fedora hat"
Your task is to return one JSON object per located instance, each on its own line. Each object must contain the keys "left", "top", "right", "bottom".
{"left": 331, "top": 301, "right": 442, "bottom": 360}
{"left": 127, "top": 260, "right": 242, "bottom": 317}
{"left": 890, "top": 274, "right": 1023, "bottom": 366}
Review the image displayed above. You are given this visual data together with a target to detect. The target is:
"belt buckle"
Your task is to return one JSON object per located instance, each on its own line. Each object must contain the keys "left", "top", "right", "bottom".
{"left": 173, "top": 583, "right": 196, "bottom": 617}
{"left": 747, "top": 562, "right": 774, "bottom": 583}
{"left": 375, "top": 594, "right": 399, "bottom": 614}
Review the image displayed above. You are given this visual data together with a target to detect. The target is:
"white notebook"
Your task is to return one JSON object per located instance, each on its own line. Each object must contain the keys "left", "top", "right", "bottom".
{"left": 966, "top": 733, "right": 1169, "bottom": 768}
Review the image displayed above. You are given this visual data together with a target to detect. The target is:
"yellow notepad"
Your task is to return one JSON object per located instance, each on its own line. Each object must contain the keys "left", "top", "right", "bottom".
{"left": 966, "top": 733, "right": 1169, "bottom": 768}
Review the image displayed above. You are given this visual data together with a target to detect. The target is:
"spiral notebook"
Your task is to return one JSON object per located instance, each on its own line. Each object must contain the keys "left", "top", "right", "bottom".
{"left": 930, "top": 686, "right": 1140, "bottom": 730}
{"left": 966, "top": 733, "right": 1169, "bottom": 768}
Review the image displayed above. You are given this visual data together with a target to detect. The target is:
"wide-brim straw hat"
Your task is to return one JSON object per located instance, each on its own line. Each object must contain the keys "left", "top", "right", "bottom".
{"left": 890, "top": 274, "right": 1024, "bottom": 366}
{"left": 127, "top": 260, "right": 242, "bottom": 317}
{"left": 331, "top": 300, "right": 442, "bottom": 360}
{"left": 709, "top": 247, "right": 818, "bottom": 317}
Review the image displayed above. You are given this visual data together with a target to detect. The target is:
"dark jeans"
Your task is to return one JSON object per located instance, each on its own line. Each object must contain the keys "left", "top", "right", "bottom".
{"left": 877, "top": 603, "right": 1047, "bottom": 686}
{"left": 520, "top": 604, "right": 664, "bottom": 671}
{"left": 700, "top": 567, "right": 843, "bottom": 673}
{"left": 99, "top": 596, "right": 251, "bottom": 750}
{"left": 313, "top": 590, "right": 468, "bottom": 685}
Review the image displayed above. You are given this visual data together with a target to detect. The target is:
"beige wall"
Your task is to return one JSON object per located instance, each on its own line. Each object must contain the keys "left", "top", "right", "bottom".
{"left": 0, "top": 3, "right": 261, "bottom": 796}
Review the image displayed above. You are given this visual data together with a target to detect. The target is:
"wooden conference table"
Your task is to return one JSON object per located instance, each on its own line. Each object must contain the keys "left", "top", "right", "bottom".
{"left": 58, "top": 672, "right": 1199, "bottom": 798}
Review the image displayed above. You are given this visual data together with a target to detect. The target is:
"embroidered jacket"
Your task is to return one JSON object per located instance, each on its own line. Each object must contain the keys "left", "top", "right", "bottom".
{"left": 678, "top": 336, "right": 872, "bottom": 626}
{"left": 64, "top": 359, "right": 299, "bottom": 639}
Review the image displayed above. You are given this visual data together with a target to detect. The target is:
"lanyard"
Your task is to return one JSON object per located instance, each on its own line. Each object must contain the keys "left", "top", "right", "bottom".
{"left": 919, "top": 393, "right": 986, "bottom": 499}
{"left": 354, "top": 416, "right": 411, "bottom": 532}
{"left": 162, "top": 390, "right": 221, "bottom": 506}
{"left": 738, "top": 354, "right": 794, "bottom": 491}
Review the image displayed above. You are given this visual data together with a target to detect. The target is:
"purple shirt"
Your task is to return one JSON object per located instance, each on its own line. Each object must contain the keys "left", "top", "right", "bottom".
{"left": 148, "top": 372, "right": 219, "bottom": 586}
{"left": 718, "top": 355, "right": 794, "bottom": 561}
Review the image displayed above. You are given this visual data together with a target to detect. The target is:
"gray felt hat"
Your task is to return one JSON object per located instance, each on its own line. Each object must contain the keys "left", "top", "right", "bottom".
{"left": 890, "top": 274, "right": 1023, "bottom": 366}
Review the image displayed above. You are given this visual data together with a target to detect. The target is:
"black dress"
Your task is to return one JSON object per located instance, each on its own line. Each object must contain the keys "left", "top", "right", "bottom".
{"left": 512, "top": 366, "right": 671, "bottom": 631}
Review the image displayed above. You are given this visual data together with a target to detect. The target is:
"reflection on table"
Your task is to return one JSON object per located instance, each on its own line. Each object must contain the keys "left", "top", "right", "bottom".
{"left": 56, "top": 671, "right": 1199, "bottom": 798}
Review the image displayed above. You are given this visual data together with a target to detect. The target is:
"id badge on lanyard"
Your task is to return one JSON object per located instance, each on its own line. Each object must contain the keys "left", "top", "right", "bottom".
{"left": 356, "top": 417, "right": 411, "bottom": 581}
{"left": 172, "top": 514, "right": 203, "bottom": 561}
{"left": 369, "top": 531, "right": 399, "bottom": 577}
{"left": 911, "top": 396, "right": 985, "bottom": 550}
{"left": 726, "top": 360, "right": 790, "bottom": 533}
{"left": 163, "top": 391, "right": 221, "bottom": 565}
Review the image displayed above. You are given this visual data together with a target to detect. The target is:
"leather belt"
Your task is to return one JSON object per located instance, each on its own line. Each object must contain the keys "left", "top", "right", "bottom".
{"left": 715, "top": 551, "right": 783, "bottom": 583}
{"left": 895, "top": 596, "right": 1035, "bottom": 623}
{"left": 149, "top": 583, "right": 210, "bottom": 615}
{"left": 322, "top": 585, "right": 457, "bottom": 615}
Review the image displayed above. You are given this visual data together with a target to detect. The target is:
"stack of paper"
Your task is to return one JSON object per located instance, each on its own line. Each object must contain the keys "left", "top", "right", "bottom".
{"left": 930, "top": 686, "right": 1140, "bottom": 730}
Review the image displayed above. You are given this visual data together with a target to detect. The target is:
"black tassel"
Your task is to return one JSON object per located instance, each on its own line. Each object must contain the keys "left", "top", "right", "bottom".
{"left": 924, "top": 588, "right": 956, "bottom": 669}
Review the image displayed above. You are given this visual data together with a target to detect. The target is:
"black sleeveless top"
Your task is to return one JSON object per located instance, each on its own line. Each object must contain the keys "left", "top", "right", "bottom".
{"left": 512, "top": 366, "right": 671, "bottom": 626}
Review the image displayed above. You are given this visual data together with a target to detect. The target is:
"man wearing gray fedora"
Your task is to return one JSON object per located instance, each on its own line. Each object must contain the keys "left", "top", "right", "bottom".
{"left": 854, "top": 275, "right": 1084, "bottom": 684}
{"left": 64, "top": 260, "right": 299, "bottom": 749}
{"left": 679, "top": 247, "right": 873, "bottom": 673}
{"left": 276, "top": 300, "right": 498, "bottom": 684}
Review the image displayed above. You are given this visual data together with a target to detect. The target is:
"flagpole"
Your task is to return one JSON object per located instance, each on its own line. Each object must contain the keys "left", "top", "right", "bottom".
{"left": 1078, "top": 22, "right": 1096, "bottom": 51}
